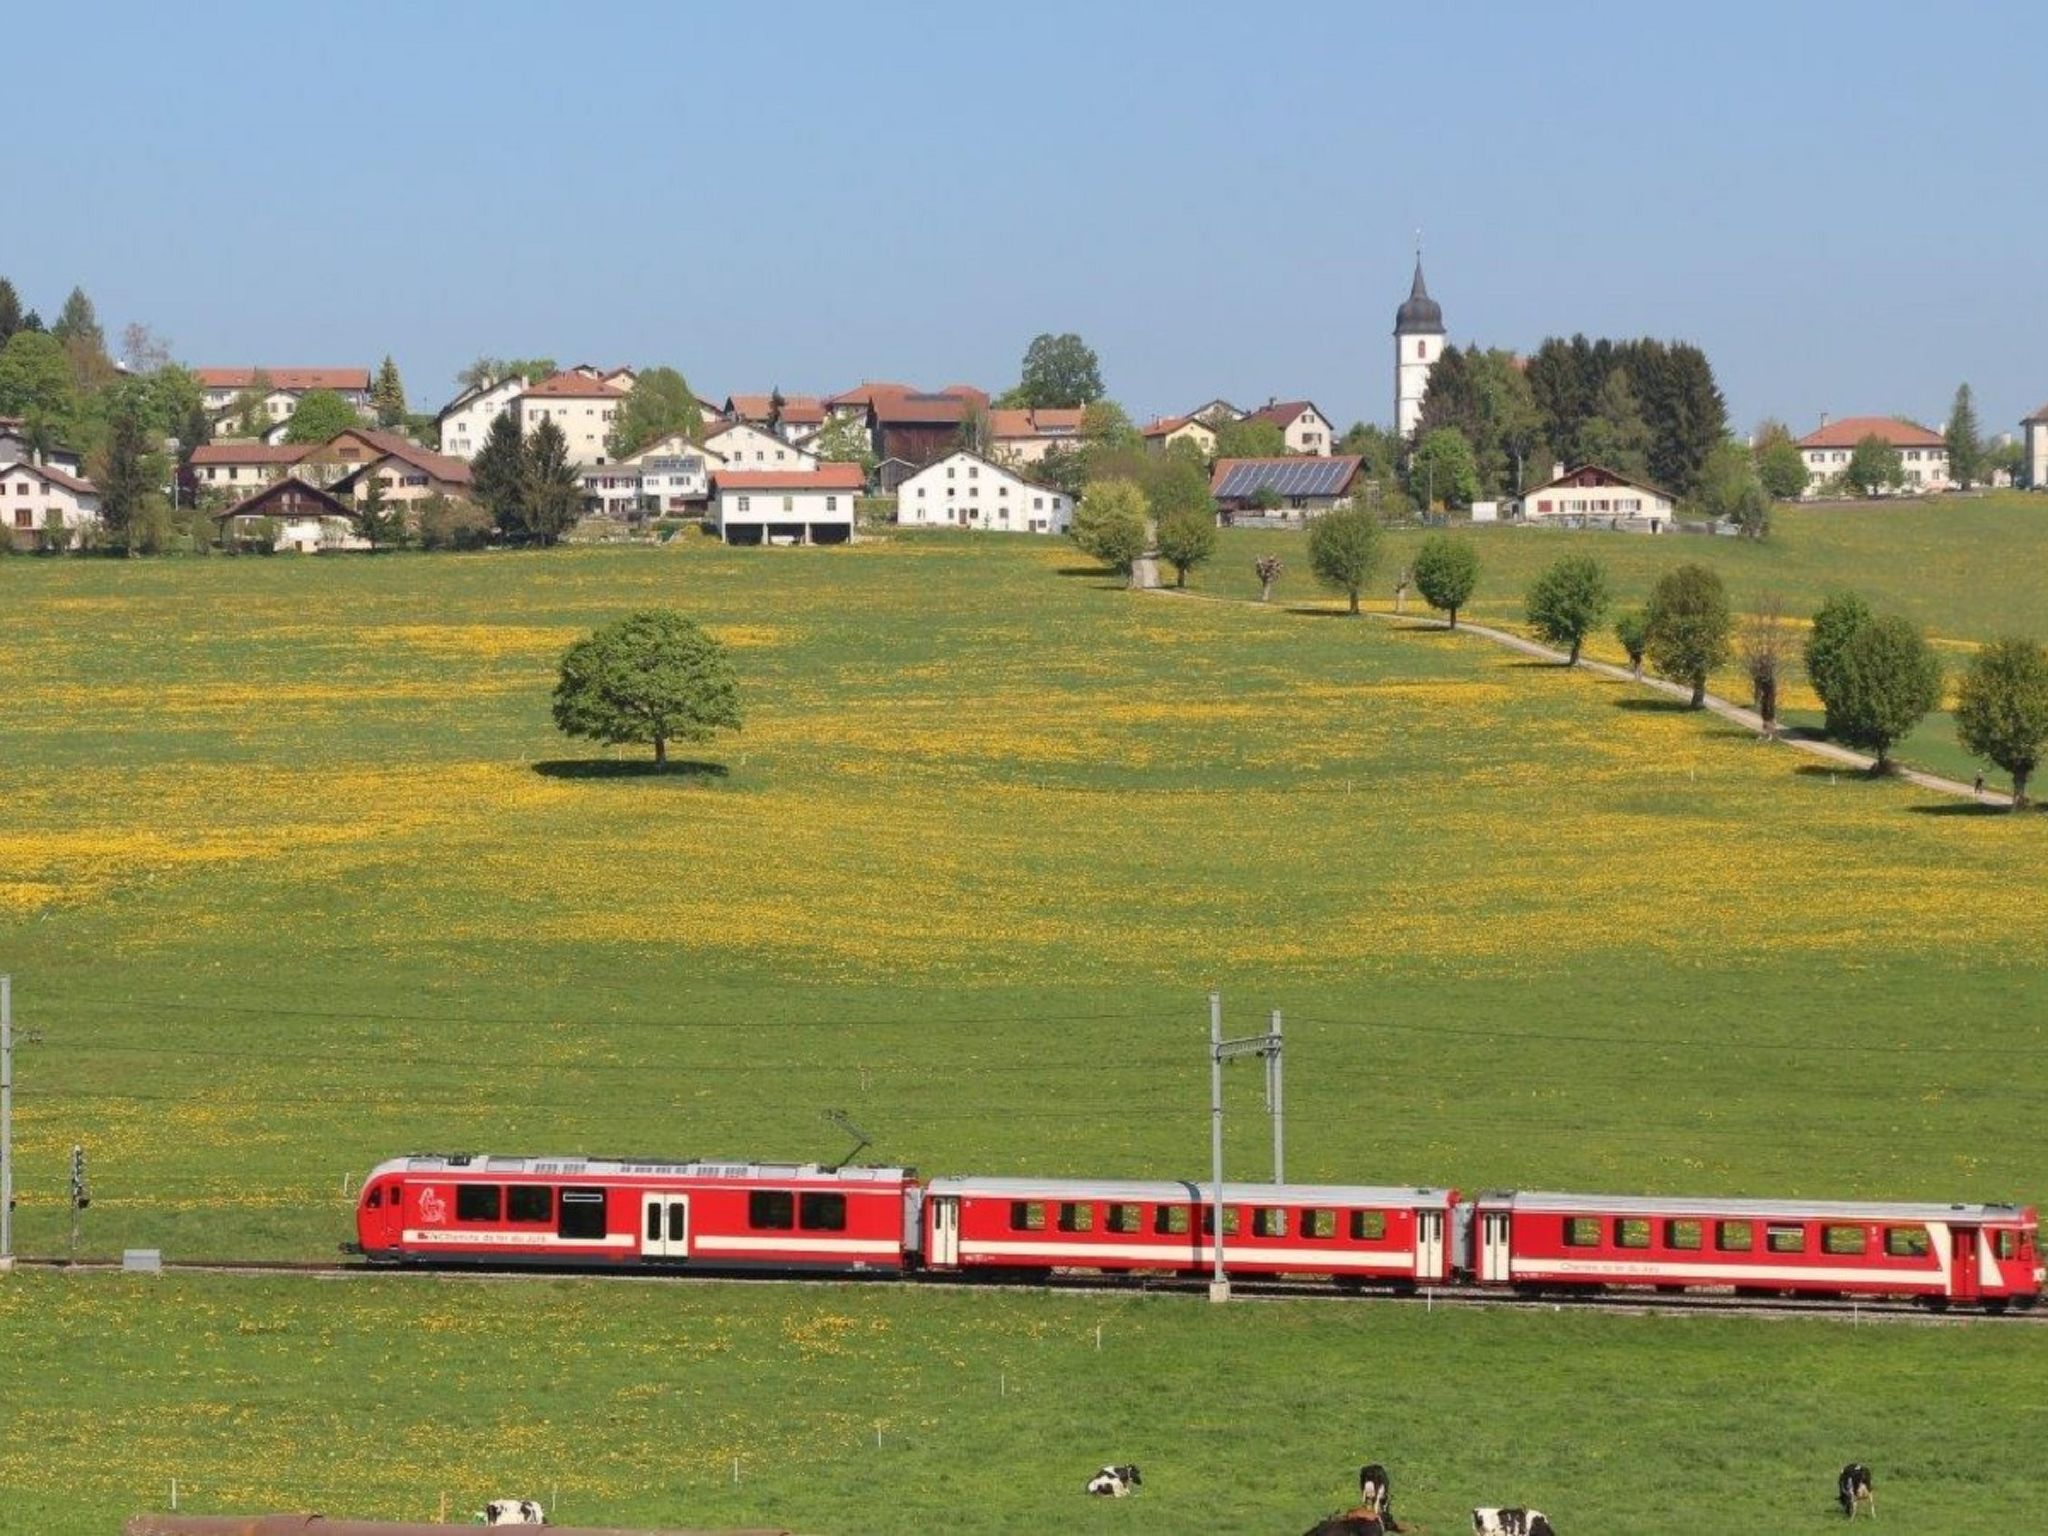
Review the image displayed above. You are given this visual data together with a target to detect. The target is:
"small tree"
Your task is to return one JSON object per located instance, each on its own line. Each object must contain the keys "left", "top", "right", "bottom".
{"left": 1071, "top": 478, "right": 1149, "bottom": 586}
{"left": 1954, "top": 636, "right": 2048, "bottom": 807}
{"left": 1737, "top": 593, "right": 1794, "bottom": 735}
{"left": 553, "top": 610, "right": 743, "bottom": 765}
{"left": 1411, "top": 533, "right": 1479, "bottom": 628}
{"left": 282, "top": 388, "right": 361, "bottom": 444}
{"left": 1213, "top": 417, "right": 1287, "bottom": 459}
{"left": 354, "top": 476, "right": 403, "bottom": 551}
{"left": 416, "top": 494, "right": 494, "bottom": 551}
{"left": 1755, "top": 433, "right": 1809, "bottom": 501}
{"left": 1695, "top": 439, "right": 1770, "bottom": 538}
{"left": 1843, "top": 434, "right": 1906, "bottom": 497}
{"left": 1408, "top": 427, "right": 1480, "bottom": 509}
{"left": 1805, "top": 591, "right": 1874, "bottom": 737}
{"left": 99, "top": 402, "right": 154, "bottom": 555}
{"left": 1613, "top": 608, "right": 1650, "bottom": 678}
{"left": 519, "top": 418, "right": 581, "bottom": 546}
{"left": 1254, "top": 554, "right": 1283, "bottom": 603}
{"left": 1645, "top": 563, "right": 1732, "bottom": 707}
{"left": 607, "top": 365, "right": 704, "bottom": 458}
{"left": 1155, "top": 507, "right": 1216, "bottom": 589}
{"left": 371, "top": 355, "right": 408, "bottom": 428}
{"left": 1306, "top": 505, "right": 1382, "bottom": 615}
{"left": 1525, "top": 554, "right": 1612, "bottom": 665}
{"left": 812, "top": 411, "right": 877, "bottom": 474}
{"left": 472, "top": 411, "right": 526, "bottom": 537}
{"left": 1828, "top": 615, "right": 1943, "bottom": 770}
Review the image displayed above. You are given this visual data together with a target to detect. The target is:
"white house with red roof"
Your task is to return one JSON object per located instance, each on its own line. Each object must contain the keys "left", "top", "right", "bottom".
{"left": 1140, "top": 414, "right": 1218, "bottom": 456}
{"left": 1242, "top": 398, "right": 1335, "bottom": 456}
{"left": 1518, "top": 464, "right": 1677, "bottom": 531}
{"left": 895, "top": 450, "right": 1071, "bottom": 534}
{"left": 1, "top": 459, "right": 100, "bottom": 548}
{"left": 712, "top": 462, "right": 864, "bottom": 546}
{"left": 703, "top": 420, "right": 817, "bottom": 472}
{"left": 1797, "top": 416, "right": 1950, "bottom": 496}
{"left": 195, "top": 367, "right": 373, "bottom": 421}
{"left": 517, "top": 371, "right": 629, "bottom": 464}
{"left": 988, "top": 407, "right": 1084, "bottom": 466}
{"left": 436, "top": 375, "right": 527, "bottom": 459}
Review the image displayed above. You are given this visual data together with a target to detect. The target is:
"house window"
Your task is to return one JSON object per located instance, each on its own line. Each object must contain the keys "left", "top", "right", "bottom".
{"left": 736, "top": 495, "right": 750, "bottom": 512}
{"left": 781, "top": 496, "right": 793, "bottom": 512}
{"left": 825, "top": 496, "right": 837, "bottom": 510}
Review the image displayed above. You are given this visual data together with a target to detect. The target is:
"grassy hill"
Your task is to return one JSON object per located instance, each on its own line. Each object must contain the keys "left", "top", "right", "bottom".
{"left": 1, "top": 531, "right": 2043, "bottom": 1532}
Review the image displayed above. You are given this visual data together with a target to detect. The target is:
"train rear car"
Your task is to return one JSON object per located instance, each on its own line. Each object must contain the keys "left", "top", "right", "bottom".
{"left": 921, "top": 1176, "right": 1460, "bottom": 1285}
{"left": 355, "top": 1154, "right": 917, "bottom": 1273}
{"left": 1468, "top": 1191, "right": 2041, "bottom": 1308}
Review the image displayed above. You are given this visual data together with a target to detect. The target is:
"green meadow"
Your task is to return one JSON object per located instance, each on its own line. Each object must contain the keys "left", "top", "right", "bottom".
{"left": 1, "top": 525, "right": 2043, "bottom": 1531}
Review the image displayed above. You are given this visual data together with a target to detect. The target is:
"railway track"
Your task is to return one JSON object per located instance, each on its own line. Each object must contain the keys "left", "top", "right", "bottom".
{"left": 13, "top": 1254, "right": 2043, "bottom": 1325}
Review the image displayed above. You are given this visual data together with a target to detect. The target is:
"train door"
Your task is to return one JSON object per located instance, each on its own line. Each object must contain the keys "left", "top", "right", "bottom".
{"left": 1415, "top": 1209, "right": 1446, "bottom": 1281}
{"left": 1479, "top": 1209, "right": 1513, "bottom": 1284}
{"left": 640, "top": 1192, "right": 690, "bottom": 1261}
{"left": 1949, "top": 1225, "right": 1980, "bottom": 1303}
{"left": 929, "top": 1196, "right": 960, "bottom": 1268}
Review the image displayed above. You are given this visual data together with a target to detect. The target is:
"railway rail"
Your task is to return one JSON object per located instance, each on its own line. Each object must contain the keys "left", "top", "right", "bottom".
{"left": 15, "top": 1253, "right": 2044, "bottom": 1325}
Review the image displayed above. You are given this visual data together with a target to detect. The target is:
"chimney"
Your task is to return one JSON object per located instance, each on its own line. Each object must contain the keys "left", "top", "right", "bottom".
{"left": 1820, "top": 412, "right": 1830, "bottom": 429}
{"left": 1551, "top": 461, "right": 1565, "bottom": 482}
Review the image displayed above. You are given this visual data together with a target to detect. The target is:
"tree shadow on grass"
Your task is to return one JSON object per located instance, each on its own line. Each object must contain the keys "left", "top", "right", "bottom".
{"left": 1054, "top": 564, "right": 1116, "bottom": 579}
{"left": 1285, "top": 605, "right": 1371, "bottom": 620}
{"left": 1792, "top": 763, "right": 1883, "bottom": 781}
{"left": 1611, "top": 696, "right": 1695, "bottom": 714}
{"left": 532, "top": 759, "right": 730, "bottom": 781}
{"left": 1906, "top": 801, "right": 2019, "bottom": 817}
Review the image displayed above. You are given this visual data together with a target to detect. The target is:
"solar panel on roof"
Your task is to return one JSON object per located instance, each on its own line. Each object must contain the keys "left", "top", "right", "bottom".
{"left": 1216, "top": 459, "right": 1351, "bottom": 500}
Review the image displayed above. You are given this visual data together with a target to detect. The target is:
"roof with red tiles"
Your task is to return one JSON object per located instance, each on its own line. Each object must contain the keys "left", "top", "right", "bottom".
{"left": 524, "top": 371, "right": 628, "bottom": 399}
{"left": 190, "top": 442, "right": 314, "bottom": 466}
{"left": 195, "top": 367, "right": 370, "bottom": 392}
{"left": 1, "top": 459, "right": 97, "bottom": 494}
{"left": 1797, "top": 416, "right": 1945, "bottom": 450}
{"left": 1243, "top": 399, "right": 1327, "bottom": 429}
{"left": 713, "top": 463, "right": 866, "bottom": 492}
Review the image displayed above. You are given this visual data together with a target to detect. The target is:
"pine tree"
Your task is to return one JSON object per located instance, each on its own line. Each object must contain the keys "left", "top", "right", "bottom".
{"left": 354, "top": 474, "right": 402, "bottom": 551}
{"left": 519, "top": 418, "right": 581, "bottom": 546}
{"left": 0, "top": 279, "right": 20, "bottom": 345}
{"left": 371, "top": 355, "right": 408, "bottom": 429}
{"left": 100, "top": 404, "right": 155, "bottom": 555}
{"left": 472, "top": 411, "right": 526, "bottom": 538}
{"left": 1945, "top": 382, "right": 1984, "bottom": 488}
{"left": 51, "top": 287, "right": 103, "bottom": 350}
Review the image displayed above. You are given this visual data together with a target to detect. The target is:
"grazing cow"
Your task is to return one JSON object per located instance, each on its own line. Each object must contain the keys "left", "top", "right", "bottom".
{"left": 479, "top": 1499, "right": 548, "bottom": 1526}
{"left": 1085, "top": 1464, "right": 1142, "bottom": 1497}
{"left": 1357, "top": 1463, "right": 1393, "bottom": 1522}
{"left": 1472, "top": 1509, "right": 1555, "bottom": 1536}
{"left": 1838, "top": 1463, "right": 1875, "bottom": 1519}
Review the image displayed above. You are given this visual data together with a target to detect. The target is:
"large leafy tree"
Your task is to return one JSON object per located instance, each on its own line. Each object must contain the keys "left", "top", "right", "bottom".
{"left": 472, "top": 411, "right": 527, "bottom": 537}
{"left": 519, "top": 418, "right": 581, "bottom": 546}
{"left": 1804, "top": 592, "right": 1874, "bottom": 737}
{"left": 371, "top": 356, "right": 408, "bottom": 429}
{"left": 1843, "top": 434, "right": 1905, "bottom": 496}
{"left": 1306, "top": 504, "right": 1382, "bottom": 614}
{"left": 1416, "top": 346, "right": 1546, "bottom": 494}
{"left": 1407, "top": 426, "right": 1480, "bottom": 509}
{"left": 0, "top": 331, "right": 79, "bottom": 424}
{"left": 552, "top": 610, "right": 743, "bottom": 765}
{"left": 1944, "top": 382, "right": 1984, "bottom": 488}
{"left": 1754, "top": 420, "right": 1809, "bottom": 501}
{"left": 1694, "top": 439, "right": 1771, "bottom": 538}
{"left": 1829, "top": 615, "right": 1943, "bottom": 770}
{"left": 1011, "top": 332, "right": 1103, "bottom": 409}
{"left": 1411, "top": 533, "right": 1480, "bottom": 628}
{"left": 1521, "top": 333, "right": 1726, "bottom": 496}
{"left": 1954, "top": 637, "right": 2048, "bottom": 807}
{"left": 606, "top": 366, "right": 703, "bottom": 458}
{"left": 1526, "top": 554, "right": 1612, "bottom": 664}
{"left": 812, "top": 411, "right": 877, "bottom": 472}
{"left": 1645, "top": 562, "right": 1732, "bottom": 707}
{"left": 1072, "top": 478, "right": 1149, "bottom": 584}
{"left": 283, "top": 388, "right": 361, "bottom": 444}
{"left": 1574, "top": 369, "right": 1653, "bottom": 482}
{"left": 1155, "top": 507, "right": 1216, "bottom": 589}
{"left": 98, "top": 402, "right": 156, "bottom": 555}
{"left": 1141, "top": 441, "right": 1213, "bottom": 521}
{"left": 1212, "top": 417, "right": 1286, "bottom": 459}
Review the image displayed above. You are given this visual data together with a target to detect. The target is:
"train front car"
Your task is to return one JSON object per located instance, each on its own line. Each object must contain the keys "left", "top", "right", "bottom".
{"left": 1472, "top": 1191, "right": 2042, "bottom": 1309}
{"left": 354, "top": 1154, "right": 917, "bottom": 1273}
{"left": 921, "top": 1176, "right": 1461, "bottom": 1286}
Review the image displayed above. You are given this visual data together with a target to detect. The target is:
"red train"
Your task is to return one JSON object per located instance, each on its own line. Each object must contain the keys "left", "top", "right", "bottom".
{"left": 352, "top": 1154, "right": 2042, "bottom": 1309}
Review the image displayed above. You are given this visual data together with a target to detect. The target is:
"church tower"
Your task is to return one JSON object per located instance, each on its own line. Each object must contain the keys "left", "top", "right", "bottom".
{"left": 1394, "top": 252, "right": 1446, "bottom": 439}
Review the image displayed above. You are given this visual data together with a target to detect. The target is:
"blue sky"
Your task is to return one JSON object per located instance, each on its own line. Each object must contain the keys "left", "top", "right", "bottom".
{"left": 15, "top": 1, "right": 2043, "bottom": 435}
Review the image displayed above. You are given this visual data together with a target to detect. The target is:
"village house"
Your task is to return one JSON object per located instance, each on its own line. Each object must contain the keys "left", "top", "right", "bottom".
{"left": 703, "top": 420, "right": 817, "bottom": 471}
{"left": 195, "top": 367, "right": 373, "bottom": 422}
{"left": 617, "top": 432, "right": 716, "bottom": 514}
{"left": 517, "top": 371, "right": 628, "bottom": 463}
{"left": 212, "top": 476, "right": 365, "bottom": 553}
{"left": 1185, "top": 399, "right": 1245, "bottom": 427}
{"left": 2022, "top": 403, "right": 2048, "bottom": 489}
{"left": 1210, "top": 456, "right": 1363, "bottom": 520}
{"left": 1241, "top": 398, "right": 1336, "bottom": 456}
{"left": 1517, "top": 463, "right": 1677, "bottom": 532}
{"left": 326, "top": 439, "right": 474, "bottom": 516}
{"left": 894, "top": 450, "right": 1072, "bottom": 534}
{"left": 711, "top": 462, "right": 864, "bottom": 546}
{"left": 188, "top": 441, "right": 313, "bottom": 499}
{"left": 436, "top": 376, "right": 527, "bottom": 459}
{"left": 723, "top": 393, "right": 828, "bottom": 443}
{"left": 1, "top": 459, "right": 100, "bottom": 548}
{"left": 1139, "top": 415, "right": 1219, "bottom": 456}
{"left": 1796, "top": 416, "right": 1951, "bottom": 496}
{"left": 870, "top": 391, "right": 977, "bottom": 468}
{"left": 988, "top": 407, "right": 1084, "bottom": 465}
{"left": 0, "top": 418, "right": 85, "bottom": 477}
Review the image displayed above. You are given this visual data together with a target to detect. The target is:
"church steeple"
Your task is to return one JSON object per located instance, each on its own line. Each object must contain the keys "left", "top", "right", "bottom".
{"left": 1394, "top": 253, "right": 1445, "bottom": 337}
{"left": 1393, "top": 246, "right": 1446, "bottom": 438}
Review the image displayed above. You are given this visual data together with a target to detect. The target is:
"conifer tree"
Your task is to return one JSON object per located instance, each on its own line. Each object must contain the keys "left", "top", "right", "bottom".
{"left": 371, "top": 355, "right": 408, "bottom": 429}
{"left": 1945, "top": 382, "right": 1983, "bottom": 488}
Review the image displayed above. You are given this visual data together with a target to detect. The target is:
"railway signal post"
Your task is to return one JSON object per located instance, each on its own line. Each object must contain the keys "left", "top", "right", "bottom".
{"left": 1208, "top": 992, "right": 1286, "bottom": 1302}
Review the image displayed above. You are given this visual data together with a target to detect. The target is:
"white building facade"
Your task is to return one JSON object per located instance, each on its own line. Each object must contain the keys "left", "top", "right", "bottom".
{"left": 1519, "top": 464, "right": 1676, "bottom": 531}
{"left": 1, "top": 461, "right": 100, "bottom": 546}
{"left": 438, "top": 376, "right": 527, "bottom": 459}
{"left": 2023, "top": 404, "right": 2047, "bottom": 489}
{"left": 712, "top": 463, "right": 863, "bottom": 545}
{"left": 1394, "top": 256, "right": 1446, "bottom": 439}
{"left": 517, "top": 372, "right": 628, "bottom": 464}
{"left": 895, "top": 451, "right": 1072, "bottom": 534}
{"left": 1795, "top": 417, "right": 1951, "bottom": 497}
{"left": 703, "top": 420, "right": 818, "bottom": 471}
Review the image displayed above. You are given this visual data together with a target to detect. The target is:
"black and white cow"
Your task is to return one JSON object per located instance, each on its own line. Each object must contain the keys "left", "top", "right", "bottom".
{"left": 1085, "top": 1464, "right": 1142, "bottom": 1497}
{"left": 1472, "top": 1509, "right": 1554, "bottom": 1536}
{"left": 1357, "top": 1463, "right": 1393, "bottom": 1522}
{"left": 1838, "top": 1463, "right": 1875, "bottom": 1519}
{"left": 478, "top": 1499, "right": 548, "bottom": 1526}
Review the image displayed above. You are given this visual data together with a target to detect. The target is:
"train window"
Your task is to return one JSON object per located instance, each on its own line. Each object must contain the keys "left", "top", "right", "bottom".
{"left": 1765, "top": 1224, "right": 1806, "bottom": 1254}
{"left": 1615, "top": 1219, "right": 1650, "bottom": 1249}
{"left": 1884, "top": 1225, "right": 1929, "bottom": 1258}
{"left": 1253, "top": 1208, "right": 1287, "bottom": 1238}
{"left": 559, "top": 1188, "right": 606, "bottom": 1240}
{"left": 1200, "top": 1207, "right": 1241, "bottom": 1238}
{"left": 646, "top": 1202, "right": 662, "bottom": 1241}
{"left": 1823, "top": 1225, "right": 1867, "bottom": 1256}
{"left": 1056, "top": 1202, "right": 1094, "bottom": 1233}
{"left": 507, "top": 1186, "right": 551, "bottom": 1223}
{"left": 1301, "top": 1209, "right": 1336, "bottom": 1239}
{"left": 799, "top": 1192, "right": 847, "bottom": 1232}
{"left": 1715, "top": 1221, "right": 1753, "bottom": 1252}
{"left": 1154, "top": 1206, "right": 1190, "bottom": 1236}
{"left": 1350, "top": 1211, "right": 1387, "bottom": 1242}
{"left": 1563, "top": 1217, "right": 1602, "bottom": 1247}
{"left": 1011, "top": 1201, "right": 1046, "bottom": 1232}
{"left": 1105, "top": 1204, "right": 1143, "bottom": 1234}
{"left": 668, "top": 1204, "right": 686, "bottom": 1243}
{"left": 1664, "top": 1220, "right": 1702, "bottom": 1250}
{"left": 455, "top": 1185, "right": 502, "bottom": 1223}
{"left": 749, "top": 1191, "right": 795, "bottom": 1230}
{"left": 1995, "top": 1230, "right": 2020, "bottom": 1261}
